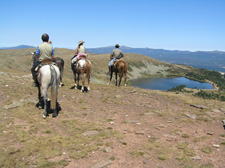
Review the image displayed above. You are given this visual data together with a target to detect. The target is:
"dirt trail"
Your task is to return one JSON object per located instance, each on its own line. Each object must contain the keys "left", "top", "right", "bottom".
{"left": 1, "top": 71, "right": 225, "bottom": 168}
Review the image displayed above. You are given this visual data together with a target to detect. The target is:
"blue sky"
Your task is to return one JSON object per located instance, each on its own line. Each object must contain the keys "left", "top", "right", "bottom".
{"left": 0, "top": 0, "right": 224, "bottom": 51}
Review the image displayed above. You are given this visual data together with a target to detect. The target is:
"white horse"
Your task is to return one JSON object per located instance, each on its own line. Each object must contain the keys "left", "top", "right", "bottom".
{"left": 37, "top": 64, "right": 60, "bottom": 118}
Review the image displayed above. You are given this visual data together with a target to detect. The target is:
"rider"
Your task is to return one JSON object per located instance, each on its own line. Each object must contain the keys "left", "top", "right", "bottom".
{"left": 108, "top": 44, "right": 124, "bottom": 74}
{"left": 31, "top": 33, "right": 55, "bottom": 86}
{"left": 71, "top": 40, "right": 87, "bottom": 64}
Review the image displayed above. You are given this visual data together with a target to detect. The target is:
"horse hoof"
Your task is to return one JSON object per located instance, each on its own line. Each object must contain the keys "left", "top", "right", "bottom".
{"left": 52, "top": 113, "right": 57, "bottom": 118}
{"left": 43, "top": 115, "right": 46, "bottom": 119}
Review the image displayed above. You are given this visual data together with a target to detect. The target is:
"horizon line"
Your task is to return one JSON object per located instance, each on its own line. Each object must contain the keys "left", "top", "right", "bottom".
{"left": 0, "top": 44, "right": 225, "bottom": 52}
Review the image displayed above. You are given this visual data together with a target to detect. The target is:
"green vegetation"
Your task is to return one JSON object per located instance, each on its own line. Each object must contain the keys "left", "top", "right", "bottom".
{"left": 168, "top": 85, "right": 186, "bottom": 92}
{"left": 167, "top": 69, "right": 225, "bottom": 101}
{"left": 201, "top": 146, "right": 212, "bottom": 154}
{"left": 186, "top": 69, "right": 225, "bottom": 90}
{"left": 194, "top": 90, "right": 225, "bottom": 101}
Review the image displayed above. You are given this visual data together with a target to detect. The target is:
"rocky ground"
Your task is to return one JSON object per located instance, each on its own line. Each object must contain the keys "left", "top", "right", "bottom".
{"left": 0, "top": 70, "right": 225, "bottom": 168}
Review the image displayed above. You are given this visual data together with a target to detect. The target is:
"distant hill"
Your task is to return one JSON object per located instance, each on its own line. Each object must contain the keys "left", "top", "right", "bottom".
{"left": 87, "top": 46, "right": 225, "bottom": 72}
{"left": 0, "top": 45, "right": 35, "bottom": 50}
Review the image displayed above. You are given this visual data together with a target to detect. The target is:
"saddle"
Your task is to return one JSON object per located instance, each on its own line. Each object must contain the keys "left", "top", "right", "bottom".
{"left": 72, "top": 55, "right": 87, "bottom": 66}
{"left": 112, "top": 59, "right": 121, "bottom": 67}
{"left": 35, "top": 59, "right": 56, "bottom": 74}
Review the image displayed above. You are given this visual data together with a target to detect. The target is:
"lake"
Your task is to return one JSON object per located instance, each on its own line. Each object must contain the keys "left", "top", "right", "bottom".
{"left": 130, "top": 77, "right": 214, "bottom": 91}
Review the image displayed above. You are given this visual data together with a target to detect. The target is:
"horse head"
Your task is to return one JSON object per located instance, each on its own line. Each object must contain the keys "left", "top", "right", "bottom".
{"left": 31, "top": 52, "right": 38, "bottom": 64}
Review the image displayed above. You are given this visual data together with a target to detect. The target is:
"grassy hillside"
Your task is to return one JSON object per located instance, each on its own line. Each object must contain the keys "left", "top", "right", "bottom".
{"left": 0, "top": 48, "right": 194, "bottom": 84}
{"left": 0, "top": 48, "right": 225, "bottom": 168}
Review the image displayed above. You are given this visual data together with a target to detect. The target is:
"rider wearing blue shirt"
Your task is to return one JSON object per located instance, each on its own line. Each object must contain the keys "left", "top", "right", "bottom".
{"left": 31, "top": 33, "right": 54, "bottom": 86}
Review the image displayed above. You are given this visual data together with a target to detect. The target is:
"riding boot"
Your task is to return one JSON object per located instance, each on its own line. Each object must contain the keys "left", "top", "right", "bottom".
{"left": 31, "top": 71, "right": 38, "bottom": 87}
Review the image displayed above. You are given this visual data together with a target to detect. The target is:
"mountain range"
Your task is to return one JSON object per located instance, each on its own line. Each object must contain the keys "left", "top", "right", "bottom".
{"left": 87, "top": 46, "right": 225, "bottom": 72}
{"left": 0, "top": 45, "right": 35, "bottom": 50}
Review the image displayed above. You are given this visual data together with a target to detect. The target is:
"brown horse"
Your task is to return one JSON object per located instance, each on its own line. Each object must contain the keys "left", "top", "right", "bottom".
{"left": 71, "top": 56, "right": 92, "bottom": 92}
{"left": 109, "top": 59, "right": 128, "bottom": 86}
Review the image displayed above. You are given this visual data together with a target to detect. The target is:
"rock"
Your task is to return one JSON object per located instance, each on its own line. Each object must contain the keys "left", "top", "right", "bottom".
{"left": 128, "top": 90, "right": 137, "bottom": 94}
{"left": 3, "top": 100, "right": 23, "bottom": 110}
{"left": 212, "top": 109, "right": 221, "bottom": 113}
{"left": 109, "top": 121, "right": 114, "bottom": 125}
{"left": 190, "top": 104, "right": 208, "bottom": 109}
{"left": 135, "top": 131, "right": 145, "bottom": 135}
{"left": 143, "top": 159, "right": 150, "bottom": 164}
{"left": 207, "top": 132, "right": 214, "bottom": 135}
{"left": 82, "top": 130, "right": 99, "bottom": 136}
{"left": 213, "top": 144, "right": 220, "bottom": 148}
{"left": 136, "top": 123, "right": 141, "bottom": 125}
{"left": 185, "top": 113, "right": 196, "bottom": 119}
{"left": 192, "top": 156, "right": 201, "bottom": 160}
{"left": 219, "top": 108, "right": 225, "bottom": 112}
{"left": 91, "top": 160, "right": 112, "bottom": 168}
{"left": 105, "top": 147, "right": 112, "bottom": 153}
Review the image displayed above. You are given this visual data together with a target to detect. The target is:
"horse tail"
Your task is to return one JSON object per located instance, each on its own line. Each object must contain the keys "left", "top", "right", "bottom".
{"left": 60, "top": 59, "right": 64, "bottom": 78}
{"left": 86, "top": 60, "right": 91, "bottom": 80}
{"left": 50, "top": 65, "right": 58, "bottom": 110}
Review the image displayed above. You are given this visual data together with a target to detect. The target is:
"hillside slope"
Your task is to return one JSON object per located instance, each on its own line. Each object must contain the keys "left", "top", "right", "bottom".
{"left": 0, "top": 48, "right": 225, "bottom": 168}
{"left": 0, "top": 48, "right": 194, "bottom": 84}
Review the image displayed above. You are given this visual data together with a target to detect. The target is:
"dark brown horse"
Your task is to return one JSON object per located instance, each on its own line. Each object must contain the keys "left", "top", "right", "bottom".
{"left": 109, "top": 59, "right": 128, "bottom": 86}
{"left": 71, "top": 56, "right": 92, "bottom": 92}
{"left": 52, "top": 57, "right": 64, "bottom": 87}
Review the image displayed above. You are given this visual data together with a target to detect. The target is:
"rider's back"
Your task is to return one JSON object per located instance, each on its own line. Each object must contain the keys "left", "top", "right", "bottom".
{"left": 111, "top": 48, "right": 124, "bottom": 59}
{"left": 78, "top": 45, "right": 86, "bottom": 54}
{"left": 38, "top": 43, "right": 53, "bottom": 61}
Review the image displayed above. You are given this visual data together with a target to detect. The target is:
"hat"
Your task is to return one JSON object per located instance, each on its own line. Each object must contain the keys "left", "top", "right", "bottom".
{"left": 115, "top": 44, "right": 120, "bottom": 48}
{"left": 78, "top": 40, "right": 85, "bottom": 45}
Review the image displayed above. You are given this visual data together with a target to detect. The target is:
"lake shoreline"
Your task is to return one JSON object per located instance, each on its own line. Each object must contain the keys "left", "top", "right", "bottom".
{"left": 130, "top": 76, "right": 215, "bottom": 91}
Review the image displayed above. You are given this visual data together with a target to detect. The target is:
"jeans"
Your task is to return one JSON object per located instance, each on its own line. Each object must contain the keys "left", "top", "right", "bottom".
{"left": 31, "top": 61, "right": 41, "bottom": 80}
{"left": 108, "top": 58, "right": 116, "bottom": 67}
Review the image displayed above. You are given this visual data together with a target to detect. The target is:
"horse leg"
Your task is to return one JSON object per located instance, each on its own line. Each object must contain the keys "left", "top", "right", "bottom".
{"left": 60, "top": 60, "right": 64, "bottom": 87}
{"left": 73, "top": 71, "right": 77, "bottom": 89}
{"left": 37, "top": 83, "right": 43, "bottom": 109}
{"left": 80, "top": 73, "right": 85, "bottom": 92}
{"left": 118, "top": 71, "right": 124, "bottom": 86}
{"left": 77, "top": 73, "right": 80, "bottom": 89}
{"left": 74, "top": 73, "right": 77, "bottom": 89}
{"left": 115, "top": 72, "right": 118, "bottom": 86}
{"left": 108, "top": 70, "right": 113, "bottom": 85}
{"left": 42, "top": 87, "right": 48, "bottom": 119}
{"left": 124, "top": 72, "right": 127, "bottom": 87}
{"left": 87, "top": 75, "right": 90, "bottom": 91}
